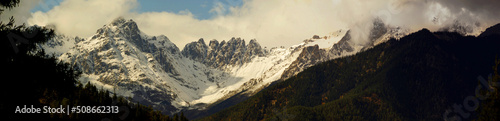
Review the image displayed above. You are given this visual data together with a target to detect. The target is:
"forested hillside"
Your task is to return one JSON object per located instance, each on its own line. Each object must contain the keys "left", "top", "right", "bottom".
{"left": 202, "top": 25, "right": 500, "bottom": 120}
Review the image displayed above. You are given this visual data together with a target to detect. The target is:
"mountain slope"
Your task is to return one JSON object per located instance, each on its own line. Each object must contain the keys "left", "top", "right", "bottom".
{"left": 55, "top": 18, "right": 233, "bottom": 114}
{"left": 201, "top": 24, "right": 500, "bottom": 120}
{"left": 41, "top": 17, "right": 406, "bottom": 117}
{"left": 280, "top": 19, "right": 407, "bottom": 80}
{"left": 41, "top": 17, "right": 342, "bottom": 115}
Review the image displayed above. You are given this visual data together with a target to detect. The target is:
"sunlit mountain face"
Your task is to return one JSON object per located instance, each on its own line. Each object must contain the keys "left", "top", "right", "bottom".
{"left": 1, "top": 0, "right": 500, "bottom": 120}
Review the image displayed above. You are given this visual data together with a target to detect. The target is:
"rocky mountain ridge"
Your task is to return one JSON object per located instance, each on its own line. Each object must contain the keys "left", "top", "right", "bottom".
{"left": 182, "top": 37, "right": 265, "bottom": 69}
{"left": 41, "top": 17, "right": 404, "bottom": 115}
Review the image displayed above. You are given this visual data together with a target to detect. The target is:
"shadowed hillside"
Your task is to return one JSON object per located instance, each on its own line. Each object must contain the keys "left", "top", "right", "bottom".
{"left": 201, "top": 24, "right": 500, "bottom": 120}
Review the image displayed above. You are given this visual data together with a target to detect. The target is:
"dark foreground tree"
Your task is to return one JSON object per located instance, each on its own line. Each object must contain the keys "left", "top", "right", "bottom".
{"left": 476, "top": 58, "right": 500, "bottom": 121}
{"left": 1, "top": 0, "right": 186, "bottom": 120}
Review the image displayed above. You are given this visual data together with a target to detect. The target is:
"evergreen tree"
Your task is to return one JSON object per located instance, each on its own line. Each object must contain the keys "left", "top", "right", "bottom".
{"left": 180, "top": 112, "right": 188, "bottom": 121}
{"left": 477, "top": 58, "right": 500, "bottom": 120}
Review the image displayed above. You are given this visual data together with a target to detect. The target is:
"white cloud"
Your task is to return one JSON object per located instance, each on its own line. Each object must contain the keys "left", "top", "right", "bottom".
{"left": 1, "top": 0, "right": 43, "bottom": 25}
{"left": 27, "top": 0, "right": 137, "bottom": 37}
{"left": 133, "top": 0, "right": 349, "bottom": 49}
{"left": 25, "top": 0, "right": 500, "bottom": 49}
{"left": 209, "top": 2, "right": 226, "bottom": 16}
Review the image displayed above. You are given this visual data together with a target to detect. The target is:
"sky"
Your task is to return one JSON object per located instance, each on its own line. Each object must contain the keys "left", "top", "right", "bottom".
{"left": 29, "top": 0, "right": 243, "bottom": 20}
{"left": 2, "top": 0, "right": 500, "bottom": 49}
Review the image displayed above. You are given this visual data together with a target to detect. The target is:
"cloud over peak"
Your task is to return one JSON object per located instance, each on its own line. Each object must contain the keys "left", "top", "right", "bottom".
{"left": 9, "top": 0, "right": 499, "bottom": 49}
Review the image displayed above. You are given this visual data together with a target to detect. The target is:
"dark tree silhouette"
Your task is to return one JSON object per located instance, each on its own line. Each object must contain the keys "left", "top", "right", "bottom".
{"left": 0, "top": 0, "right": 19, "bottom": 12}
{"left": 0, "top": 1, "right": 186, "bottom": 120}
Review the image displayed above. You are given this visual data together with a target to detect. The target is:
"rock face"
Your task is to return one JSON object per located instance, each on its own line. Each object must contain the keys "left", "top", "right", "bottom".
{"left": 244, "top": 39, "right": 265, "bottom": 61}
{"left": 281, "top": 45, "right": 328, "bottom": 79}
{"left": 281, "top": 30, "right": 356, "bottom": 80}
{"left": 361, "top": 18, "right": 388, "bottom": 51}
{"left": 182, "top": 38, "right": 208, "bottom": 62}
{"left": 182, "top": 37, "right": 265, "bottom": 69}
{"left": 281, "top": 18, "right": 405, "bottom": 80}
{"left": 330, "top": 31, "right": 355, "bottom": 56}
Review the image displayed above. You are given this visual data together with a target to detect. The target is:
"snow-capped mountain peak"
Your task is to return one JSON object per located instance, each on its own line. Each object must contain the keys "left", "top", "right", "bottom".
{"left": 41, "top": 17, "right": 406, "bottom": 115}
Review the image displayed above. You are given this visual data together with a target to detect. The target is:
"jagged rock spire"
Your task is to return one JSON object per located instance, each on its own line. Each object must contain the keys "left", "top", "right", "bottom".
{"left": 181, "top": 37, "right": 265, "bottom": 68}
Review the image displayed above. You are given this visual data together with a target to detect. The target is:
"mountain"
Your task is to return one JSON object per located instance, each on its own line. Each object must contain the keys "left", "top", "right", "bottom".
{"left": 39, "top": 34, "right": 84, "bottom": 57}
{"left": 57, "top": 17, "right": 197, "bottom": 113}
{"left": 182, "top": 37, "right": 265, "bottom": 69}
{"left": 479, "top": 23, "right": 500, "bottom": 37}
{"left": 0, "top": 21, "right": 177, "bottom": 121}
{"left": 280, "top": 19, "right": 408, "bottom": 80}
{"left": 201, "top": 24, "right": 500, "bottom": 120}
{"left": 438, "top": 20, "right": 480, "bottom": 36}
{"left": 40, "top": 17, "right": 404, "bottom": 117}
{"left": 181, "top": 19, "right": 411, "bottom": 119}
